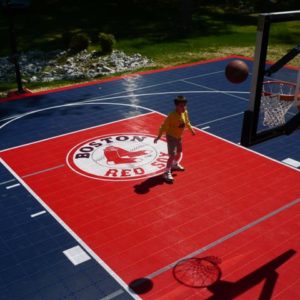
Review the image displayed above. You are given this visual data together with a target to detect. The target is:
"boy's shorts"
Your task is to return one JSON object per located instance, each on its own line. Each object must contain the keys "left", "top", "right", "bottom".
{"left": 166, "top": 135, "right": 182, "bottom": 155}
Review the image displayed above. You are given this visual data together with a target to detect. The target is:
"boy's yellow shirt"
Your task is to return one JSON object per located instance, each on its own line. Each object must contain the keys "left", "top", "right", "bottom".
{"left": 158, "top": 110, "right": 193, "bottom": 139}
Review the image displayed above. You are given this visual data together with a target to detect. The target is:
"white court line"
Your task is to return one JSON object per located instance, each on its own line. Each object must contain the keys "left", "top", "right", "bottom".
{"left": 72, "top": 66, "right": 287, "bottom": 106}
{"left": 0, "top": 165, "right": 65, "bottom": 186}
{"left": 86, "top": 70, "right": 226, "bottom": 102}
{"left": 84, "top": 90, "right": 250, "bottom": 104}
{"left": 146, "top": 197, "right": 300, "bottom": 279}
{"left": 182, "top": 79, "right": 249, "bottom": 101}
{"left": 0, "top": 114, "right": 23, "bottom": 122}
{"left": 100, "top": 289, "right": 125, "bottom": 300}
{"left": 30, "top": 210, "right": 47, "bottom": 218}
{"left": 0, "top": 68, "right": 229, "bottom": 123}
{"left": 0, "top": 91, "right": 250, "bottom": 132}
{"left": 22, "top": 164, "right": 65, "bottom": 178}
{"left": 0, "top": 157, "right": 141, "bottom": 300}
{"left": 200, "top": 126, "right": 210, "bottom": 130}
{"left": 1, "top": 64, "right": 294, "bottom": 127}
{"left": 6, "top": 183, "right": 20, "bottom": 189}
{"left": 1, "top": 101, "right": 151, "bottom": 131}
{"left": 0, "top": 179, "right": 16, "bottom": 186}
{"left": 100, "top": 68, "right": 292, "bottom": 107}
{"left": 195, "top": 111, "right": 244, "bottom": 127}
{"left": 0, "top": 110, "right": 155, "bottom": 152}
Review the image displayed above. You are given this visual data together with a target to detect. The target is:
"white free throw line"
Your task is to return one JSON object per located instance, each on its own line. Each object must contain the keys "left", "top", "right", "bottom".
{"left": 30, "top": 210, "right": 47, "bottom": 218}
{"left": 146, "top": 197, "right": 300, "bottom": 279}
{"left": 6, "top": 183, "right": 20, "bottom": 189}
{"left": 200, "top": 126, "right": 210, "bottom": 130}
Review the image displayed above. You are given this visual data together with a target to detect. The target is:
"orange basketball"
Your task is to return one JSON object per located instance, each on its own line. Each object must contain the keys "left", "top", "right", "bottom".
{"left": 225, "top": 60, "right": 249, "bottom": 84}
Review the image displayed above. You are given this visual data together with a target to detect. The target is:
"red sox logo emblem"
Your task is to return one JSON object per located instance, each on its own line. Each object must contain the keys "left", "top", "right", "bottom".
{"left": 67, "top": 133, "right": 168, "bottom": 181}
{"left": 104, "top": 146, "right": 151, "bottom": 164}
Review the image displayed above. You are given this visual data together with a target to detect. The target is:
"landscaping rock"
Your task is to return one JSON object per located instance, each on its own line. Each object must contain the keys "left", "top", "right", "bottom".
{"left": 0, "top": 50, "right": 152, "bottom": 83}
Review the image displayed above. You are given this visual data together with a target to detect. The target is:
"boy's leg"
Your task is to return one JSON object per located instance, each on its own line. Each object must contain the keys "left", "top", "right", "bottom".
{"left": 164, "top": 155, "right": 175, "bottom": 182}
{"left": 164, "top": 136, "right": 177, "bottom": 181}
{"left": 172, "top": 139, "right": 185, "bottom": 171}
{"left": 166, "top": 155, "right": 175, "bottom": 171}
{"left": 173, "top": 152, "right": 182, "bottom": 164}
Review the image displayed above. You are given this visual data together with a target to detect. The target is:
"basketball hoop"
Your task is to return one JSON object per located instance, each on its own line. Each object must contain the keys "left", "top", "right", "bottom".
{"left": 261, "top": 80, "right": 299, "bottom": 127}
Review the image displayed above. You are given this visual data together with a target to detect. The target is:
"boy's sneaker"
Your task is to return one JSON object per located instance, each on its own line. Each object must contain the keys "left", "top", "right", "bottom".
{"left": 163, "top": 171, "right": 174, "bottom": 182}
{"left": 172, "top": 163, "right": 185, "bottom": 171}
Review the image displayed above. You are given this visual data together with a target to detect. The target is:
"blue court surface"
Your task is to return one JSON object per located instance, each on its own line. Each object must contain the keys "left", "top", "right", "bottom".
{"left": 0, "top": 56, "right": 300, "bottom": 300}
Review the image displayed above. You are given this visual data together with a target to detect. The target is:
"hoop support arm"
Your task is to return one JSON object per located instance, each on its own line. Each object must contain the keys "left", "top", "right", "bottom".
{"left": 265, "top": 45, "right": 300, "bottom": 76}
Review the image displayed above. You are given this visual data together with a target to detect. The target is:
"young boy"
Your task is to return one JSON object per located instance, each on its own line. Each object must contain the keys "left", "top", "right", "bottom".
{"left": 154, "top": 95, "right": 195, "bottom": 182}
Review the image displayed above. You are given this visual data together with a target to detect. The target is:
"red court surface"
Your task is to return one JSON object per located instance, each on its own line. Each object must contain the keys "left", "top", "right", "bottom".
{"left": 1, "top": 112, "right": 300, "bottom": 299}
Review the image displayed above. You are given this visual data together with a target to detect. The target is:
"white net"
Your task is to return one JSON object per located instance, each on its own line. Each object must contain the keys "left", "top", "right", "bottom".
{"left": 261, "top": 81, "right": 296, "bottom": 127}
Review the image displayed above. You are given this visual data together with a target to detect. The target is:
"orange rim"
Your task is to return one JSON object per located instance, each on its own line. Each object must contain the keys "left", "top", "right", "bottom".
{"left": 262, "top": 80, "right": 300, "bottom": 102}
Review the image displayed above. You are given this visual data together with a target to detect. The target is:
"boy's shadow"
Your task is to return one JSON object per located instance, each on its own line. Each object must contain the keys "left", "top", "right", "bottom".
{"left": 134, "top": 174, "right": 176, "bottom": 194}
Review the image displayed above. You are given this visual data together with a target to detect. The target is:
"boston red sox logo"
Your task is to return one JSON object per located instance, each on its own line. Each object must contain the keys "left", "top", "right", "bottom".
{"left": 104, "top": 146, "right": 151, "bottom": 164}
{"left": 66, "top": 133, "right": 168, "bottom": 181}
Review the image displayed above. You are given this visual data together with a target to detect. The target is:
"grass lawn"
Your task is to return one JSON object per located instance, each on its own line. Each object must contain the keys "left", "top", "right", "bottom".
{"left": 0, "top": 4, "right": 299, "bottom": 97}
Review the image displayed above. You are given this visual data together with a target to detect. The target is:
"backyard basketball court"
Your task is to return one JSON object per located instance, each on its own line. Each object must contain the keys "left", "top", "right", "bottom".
{"left": 1, "top": 11, "right": 300, "bottom": 299}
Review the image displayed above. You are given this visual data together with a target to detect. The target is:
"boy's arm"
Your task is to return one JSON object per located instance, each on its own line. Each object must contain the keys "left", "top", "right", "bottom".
{"left": 185, "top": 111, "right": 196, "bottom": 135}
{"left": 154, "top": 115, "right": 170, "bottom": 143}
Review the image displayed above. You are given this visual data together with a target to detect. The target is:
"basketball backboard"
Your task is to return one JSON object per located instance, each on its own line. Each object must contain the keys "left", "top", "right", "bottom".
{"left": 240, "top": 10, "right": 300, "bottom": 147}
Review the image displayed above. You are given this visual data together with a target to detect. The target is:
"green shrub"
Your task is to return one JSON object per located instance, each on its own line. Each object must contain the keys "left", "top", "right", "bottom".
{"left": 98, "top": 33, "right": 116, "bottom": 55}
{"left": 69, "top": 33, "right": 90, "bottom": 54}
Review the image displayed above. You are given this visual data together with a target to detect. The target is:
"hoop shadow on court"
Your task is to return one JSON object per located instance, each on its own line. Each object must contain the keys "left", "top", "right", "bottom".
{"left": 173, "top": 256, "right": 222, "bottom": 288}
{"left": 206, "top": 249, "right": 296, "bottom": 300}
{"left": 172, "top": 250, "right": 295, "bottom": 299}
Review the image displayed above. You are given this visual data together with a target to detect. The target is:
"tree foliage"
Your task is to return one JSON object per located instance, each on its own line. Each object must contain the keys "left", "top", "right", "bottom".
{"left": 34, "top": 0, "right": 299, "bottom": 12}
{"left": 1, "top": 0, "right": 298, "bottom": 55}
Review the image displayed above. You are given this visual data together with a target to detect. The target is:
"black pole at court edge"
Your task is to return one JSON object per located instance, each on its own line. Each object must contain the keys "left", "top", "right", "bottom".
{"left": 5, "top": 0, "right": 24, "bottom": 94}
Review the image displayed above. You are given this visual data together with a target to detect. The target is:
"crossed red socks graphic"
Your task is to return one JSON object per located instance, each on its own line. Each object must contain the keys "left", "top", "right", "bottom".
{"left": 104, "top": 146, "right": 151, "bottom": 164}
